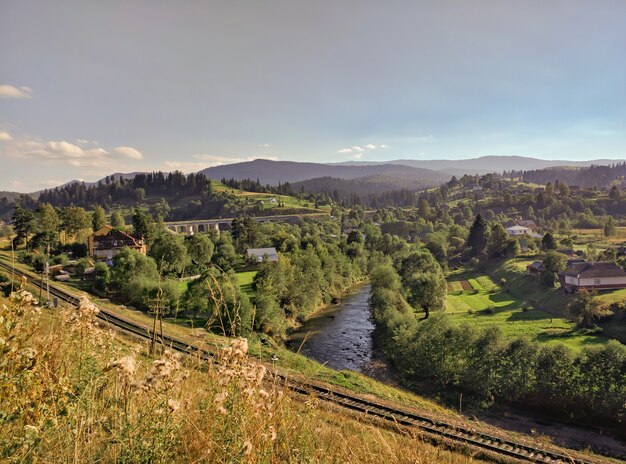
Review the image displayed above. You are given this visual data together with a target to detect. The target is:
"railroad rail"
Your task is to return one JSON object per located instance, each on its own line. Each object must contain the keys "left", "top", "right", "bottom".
{"left": 0, "top": 260, "right": 597, "bottom": 464}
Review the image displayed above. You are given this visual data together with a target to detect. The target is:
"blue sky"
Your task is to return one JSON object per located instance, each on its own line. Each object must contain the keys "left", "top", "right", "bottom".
{"left": 1, "top": 0, "right": 625, "bottom": 191}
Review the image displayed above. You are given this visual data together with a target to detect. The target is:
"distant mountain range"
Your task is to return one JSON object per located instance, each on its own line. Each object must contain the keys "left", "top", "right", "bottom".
{"left": 334, "top": 156, "right": 620, "bottom": 176}
{"left": 199, "top": 159, "right": 449, "bottom": 185}
{"left": 3, "top": 156, "right": 622, "bottom": 197}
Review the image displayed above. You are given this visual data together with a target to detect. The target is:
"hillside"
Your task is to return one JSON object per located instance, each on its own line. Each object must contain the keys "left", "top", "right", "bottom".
{"left": 291, "top": 173, "right": 441, "bottom": 198}
{"left": 201, "top": 159, "right": 449, "bottom": 185}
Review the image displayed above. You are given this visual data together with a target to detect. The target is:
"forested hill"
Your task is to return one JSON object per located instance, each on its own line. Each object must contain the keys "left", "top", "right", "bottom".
{"left": 291, "top": 174, "right": 441, "bottom": 199}
{"left": 201, "top": 159, "right": 448, "bottom": 185}
{"left": 516, "top": 162, "right": 626, "bottom": 187}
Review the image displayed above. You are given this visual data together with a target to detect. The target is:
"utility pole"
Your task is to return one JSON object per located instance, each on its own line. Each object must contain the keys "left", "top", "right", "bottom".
{"left": 46, "top": 243, "right": 50, "bottom": 306}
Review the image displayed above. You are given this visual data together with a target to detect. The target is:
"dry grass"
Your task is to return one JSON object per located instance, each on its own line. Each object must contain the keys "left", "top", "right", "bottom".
{"left": 0, "top": 286, "right": 483, "bottom": 463}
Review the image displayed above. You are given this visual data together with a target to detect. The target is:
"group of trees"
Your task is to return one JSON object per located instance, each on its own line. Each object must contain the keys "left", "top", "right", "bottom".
{"left": 38, "top": 172, "right": 211, "bottom": 208}
{"left": 368, "top": 260, "right": 626, "bottom": 427}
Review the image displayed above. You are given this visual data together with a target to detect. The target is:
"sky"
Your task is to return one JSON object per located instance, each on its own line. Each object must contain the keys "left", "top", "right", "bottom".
{"left": 1, "top": 0, "right": 625, "bottom": 192}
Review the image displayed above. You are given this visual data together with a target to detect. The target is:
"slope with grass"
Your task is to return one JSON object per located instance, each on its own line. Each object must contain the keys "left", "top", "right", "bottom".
{"left": 445, "top": 269, "right": 609, "bottom": 350}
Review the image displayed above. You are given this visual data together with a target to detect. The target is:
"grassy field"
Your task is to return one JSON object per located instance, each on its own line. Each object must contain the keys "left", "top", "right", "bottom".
{"left": 210, "top": 180, "right": 331, "bottom": 213}
{"left": 445, "top": 270, "right": 609, "bottom": 350}
{"left": 236, "top": 270, "right": 257, "bottom": 297}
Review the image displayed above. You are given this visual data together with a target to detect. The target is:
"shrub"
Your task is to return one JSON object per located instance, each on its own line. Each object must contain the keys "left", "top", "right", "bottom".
{"left": 94, "top": 262, "right": 110, "bottom": 293}
{"left": 52, "top": 253, "right": 69, "bottom": 265}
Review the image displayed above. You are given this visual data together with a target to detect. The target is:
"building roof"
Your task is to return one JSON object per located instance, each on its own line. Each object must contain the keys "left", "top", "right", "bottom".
{"left": 506, "top": 225, "right": 531, "bottom": 231}
{"left": 246, "top": 247, "right": 278, "bottom": 262}
{"left": 559, "top": 262, "right": 626, "bottom": 279}
{"left": 527, "top": 261, "right": 545, "bottom": 271}
{"left": 517, "top": 219, "right": 537, "bottom": 228}
{"left": 91, "top": 226, "right": 143, "bottom": 247}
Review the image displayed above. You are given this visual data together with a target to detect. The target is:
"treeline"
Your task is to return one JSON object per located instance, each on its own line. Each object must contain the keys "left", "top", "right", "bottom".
{"left": 514, "top": 162, "right": 626, "bottom": 188}
{"left": 369, "top": 260, "right": 626, "bottom": 428}
{"left": 220, "top": 177, "right": 294, "bottom": 195}
{"left": 38, "top": 171, "right": 211, "bottom": 207}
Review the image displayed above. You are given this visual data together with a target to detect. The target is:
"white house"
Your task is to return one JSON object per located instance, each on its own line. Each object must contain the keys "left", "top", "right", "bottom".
{"left": 506, "top": 225, "right": 531, "bottom": 236}
{"left": 245, "top": 247, "right": 278, "bottom": 263}
{"left": 558, "top": 262, "right": 626, "bottom": 291}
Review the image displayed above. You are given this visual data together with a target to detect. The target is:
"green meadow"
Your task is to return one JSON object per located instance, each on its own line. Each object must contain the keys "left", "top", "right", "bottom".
{"left": 445, "top": 270, "right": 609, "bottom": 350}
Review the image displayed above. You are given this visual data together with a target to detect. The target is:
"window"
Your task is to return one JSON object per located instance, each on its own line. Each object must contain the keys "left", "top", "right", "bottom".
{"left": 594, "top": 278, "right": 601, "bottom": 286}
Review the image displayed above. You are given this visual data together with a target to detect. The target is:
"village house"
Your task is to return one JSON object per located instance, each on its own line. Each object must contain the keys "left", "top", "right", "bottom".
{"left": 527, "top": 257, "right": 585, "bottom": 277}
{"left": 526, "top": 261, "right": 545, "bottom": 276}
{"left": 558, "top": 262, "right": 626, "bottom": 291}
{"left": 516, "top": 219, "right": 539, "bottom": 231}
{"left": 506, "top": 225, "right": 531, "bottom": 236}
{"left": 245, "top": 247, "right": 278, "bottom": 263}
{"left": 87, "top": 225, "right": 147, "bottom": 262}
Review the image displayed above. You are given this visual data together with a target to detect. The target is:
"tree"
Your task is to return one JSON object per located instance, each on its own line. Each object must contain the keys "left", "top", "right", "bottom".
{"left": 111, "top": 211, "right": 125, "bottom": 229}
{"left": 149, "top": 232, "right": 188, "bottom": 275}
{"left": 347, "top": 230, "right": 363, "bottom": 245}
{"left": 92, "top": 205, "right": 107, "bottom": 231}
{"left": 212, "top": 233, "right": 238, "bottom": 271}
{"left": 111, "top": 248, "right": 159, "bottom": 287}
{"left": 94, "top": 261, "right": 110, "bottom": 292}
{"left": 185, "top": 234, "right": 214, "bottom": 274}
{"left": 37, "top": 203, "right": 60, "bottom": 235}
{"left": 466, "top": 214, "right": 489, "bottom": 256}
{"left": 604, "top": 217, "right": 617, "bottom": 237}
{"left": 418, "top": 198, "right": 431, "bottom": 219}
{"left": 399, "top": 249, "right": 447, "bottom": 319}
{"left": 61, "top": 206, "right": 91, "bottom": 239}
{"left": 12, "top": 205, "right": 36, "bottom": 247}
{"left": 487, "top": 223, "right": 509, "bottom": 258}
{"left": 151, "top": 198, "right": 171, "bottom": 223}
{"left": 132, "top": 208, "right": 154, "bottom": 243}
{"left": 609, "top": 185, "right": 621, "bottom": 201}
{"left": 568, "top": 290, "right": 611, "bottom": 328}
{"left": 541, "top": 250, "right": 568, "bottom": 287}
{"left": 542, "top": 232, "right": 557, "bottom": 251}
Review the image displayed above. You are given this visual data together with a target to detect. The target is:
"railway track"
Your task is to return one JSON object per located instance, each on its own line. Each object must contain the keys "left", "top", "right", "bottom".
{"left": 0, "top": 260, "right": 598, "bottom": 464}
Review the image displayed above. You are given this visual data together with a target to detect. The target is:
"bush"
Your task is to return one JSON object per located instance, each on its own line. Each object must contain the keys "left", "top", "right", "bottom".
{"left": 18, "top": 251, "right": 33, "bottom": 265}
{"left": 52, "top": 253, "right": 69, "bottom": 265}
{"left": 31, "top": 254, "right": 47, "bottom": 274}
{"left": 94, "top": 262, "right": 110, "bottom": 293}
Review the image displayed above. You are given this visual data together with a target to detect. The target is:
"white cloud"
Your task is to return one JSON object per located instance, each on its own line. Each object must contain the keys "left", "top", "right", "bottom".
{"left": 3, "top": 133, "right": 145, "bottom": 170}
{"left": 115, "top": 146, "right": 143, "bottom": 160}
{"left": 0, "top": 85, "right": 33, "bottom": 99}
{"left": 339, "top": 143, "right": 387, "bottom": 154}
{"left": 159, "top": 154, "right": 278, "bottom": 173}
{"left": 260, "top": 143, "right": 271, "bottom": 147}
{"left": 0, "top": 131, "right": 12, "bottom": 141}
{"left": 162, "top": 161, "right": 209, "bottom": 172}
{"left": 350, "top": 153, "right": 364, "bottom": 160}
{"left": 193, "top": 154, "right": 278, "bottom": 164}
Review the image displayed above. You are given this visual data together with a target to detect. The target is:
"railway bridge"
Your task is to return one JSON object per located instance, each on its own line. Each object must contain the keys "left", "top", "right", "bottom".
{"left": 164, "top": 213, "right": 329, "bottom": 235}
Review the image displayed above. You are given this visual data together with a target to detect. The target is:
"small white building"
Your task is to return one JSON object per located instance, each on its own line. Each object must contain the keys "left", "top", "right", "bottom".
{"left": 245, "top": 247, "right": 278, "bottom": 263}
{"left": 506, "top": 225, "right": 531, "bottom": 236}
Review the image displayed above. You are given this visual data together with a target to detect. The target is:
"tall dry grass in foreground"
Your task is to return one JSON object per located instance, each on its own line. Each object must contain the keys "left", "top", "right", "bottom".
{"left": 0, "top": 286, "right": 482, "bottom": 463}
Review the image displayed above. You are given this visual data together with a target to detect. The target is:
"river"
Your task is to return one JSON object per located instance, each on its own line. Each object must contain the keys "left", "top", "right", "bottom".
{"left": 288, "top": 283, "right": 391, "bottom": 379}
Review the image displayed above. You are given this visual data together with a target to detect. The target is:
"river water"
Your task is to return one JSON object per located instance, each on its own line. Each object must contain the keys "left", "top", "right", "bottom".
{"left": 288, "top": 283, "right": 391, "bottom": 378}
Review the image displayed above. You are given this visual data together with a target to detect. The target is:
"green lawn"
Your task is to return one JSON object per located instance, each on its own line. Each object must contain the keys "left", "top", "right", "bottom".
{"left": 236, "top": 270, "right": 257, "bottom": 297}
{"left": 445, "top": 271, "right": 609, "bottom": 350}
